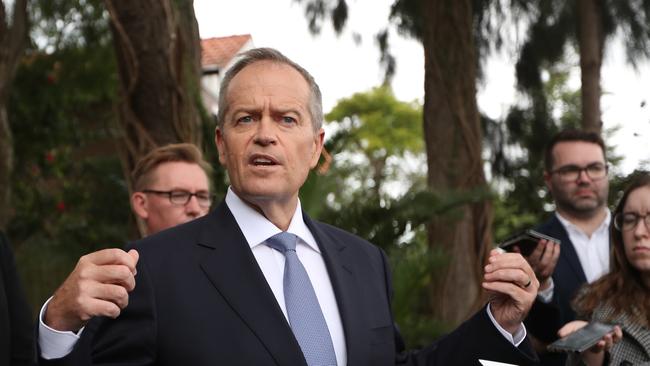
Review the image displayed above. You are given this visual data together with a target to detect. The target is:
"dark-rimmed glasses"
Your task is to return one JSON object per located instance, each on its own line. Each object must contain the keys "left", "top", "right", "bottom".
{"left": 550, "top": 163, "right": 608, "bottom": 182}
{"left": 614, "top": 212, "right": 650, "bottom": 232}
{"left": 142, "top": 189, "right": 212, "bottom": 208}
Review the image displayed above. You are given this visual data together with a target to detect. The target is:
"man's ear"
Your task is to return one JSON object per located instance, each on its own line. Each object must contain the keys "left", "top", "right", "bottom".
{"left": 309, "top": 128, "right": 325, "bottom": 169}
{"left": 215, "top": 126, "right": 227, "bottom": 166}
{"left": 131, "top": 192, "right": 149, "bottom": 220}
{"left": 543, "top": 171, "right": 552, "bottom": 191}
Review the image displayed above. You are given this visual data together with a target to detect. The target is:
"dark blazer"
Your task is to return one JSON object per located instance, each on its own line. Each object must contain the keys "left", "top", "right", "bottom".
{"left": 0, "top": 231, "right": 36, "bottom": 366}
{"left": 525, "top": 215, "right": 591, "bottom": 365}
{"left": 40, "top": 201, "right": 538, "bottom": 365}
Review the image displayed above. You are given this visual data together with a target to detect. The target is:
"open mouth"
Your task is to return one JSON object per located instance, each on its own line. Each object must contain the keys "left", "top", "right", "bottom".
{"left": 250, "top": 154, "right": 279, "bottom": 166}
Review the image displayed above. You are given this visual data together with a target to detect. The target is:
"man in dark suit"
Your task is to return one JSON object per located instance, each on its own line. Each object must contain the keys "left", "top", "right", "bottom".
{"left": 523, "top": 129, "right": 611, "bottom": 365}
{"left": 1, "top": 231, "right": 36, "bottom": 365}
{"left": 38, "top": 48, "right": 540, "bottom": 365}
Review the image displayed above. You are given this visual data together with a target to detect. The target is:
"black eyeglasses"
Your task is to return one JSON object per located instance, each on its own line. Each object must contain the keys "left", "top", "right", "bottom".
{"left": 550, "top": 163, "right": 608, "bottom": 182}
{"left": 142, "top": 190, "right": 213, "bottom": 208}
{"left": 614, "top": 212, "right": 650, "bottom": 232}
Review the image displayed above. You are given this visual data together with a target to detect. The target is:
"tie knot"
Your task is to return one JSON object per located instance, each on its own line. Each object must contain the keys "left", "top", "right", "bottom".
{"left": 266, "top": 232, "right": 298, "bottom": 253}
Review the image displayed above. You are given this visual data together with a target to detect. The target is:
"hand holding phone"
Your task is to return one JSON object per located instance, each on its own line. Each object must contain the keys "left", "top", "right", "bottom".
{"left": 498, "top": 229, "right": 560, "bottom": 256}
{"left": 499, "top": 229, "right": 561, "bottom": 289}
{"left": 549, "top": 321, "right": 620, "bottom": 353}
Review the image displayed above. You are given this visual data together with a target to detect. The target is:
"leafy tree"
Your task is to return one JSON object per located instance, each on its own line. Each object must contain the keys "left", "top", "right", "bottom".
{"left": 6, "top": 0, "right": 228, "bottom": 313}
{"left": 0, "top": 0, "right": 28, "bottom": 229}
{"left": 513, "top": 0, "right": 650, "bottom": 133}
{"left": 297, "top": 0, "right": 501, "bottom": 326}
{"left": 324, "top": 86, "right": 423, "bottom": 199}
{"left": 300, "top": 86, "right": 495, "bottom": 345}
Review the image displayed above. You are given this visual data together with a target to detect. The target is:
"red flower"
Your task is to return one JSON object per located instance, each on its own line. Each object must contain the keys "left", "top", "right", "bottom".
{"left": 56, "top": 201, "right": 66, "bottom": 212}
{"left": 45, "top": 151, "right": 55, "bottom": 163}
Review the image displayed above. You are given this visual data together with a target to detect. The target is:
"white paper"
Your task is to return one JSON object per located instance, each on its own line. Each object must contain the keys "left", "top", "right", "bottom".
{"left": 478, "top": 360, "right": 519, "bottom": 366}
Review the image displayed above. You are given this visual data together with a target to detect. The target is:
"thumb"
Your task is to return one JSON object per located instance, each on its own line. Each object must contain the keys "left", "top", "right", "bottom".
{"left": 128, "top": 249, "right": 139, "bottom": 274}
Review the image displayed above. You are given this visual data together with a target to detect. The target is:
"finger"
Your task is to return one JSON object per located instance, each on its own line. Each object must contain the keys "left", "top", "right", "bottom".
{"left": 481, "top": 280, "right": 529, "bottom": 302}
{"left": 81, "top": 297, "right": 125, "bottom": 319}
{"left": 486, "top": 253, "right": 536, "bottom": 278}
{"left": 613, "top": 326, "right": 623, "bottom": 342}
{"left": 486, "top": 252, "right": 526, "bottom": 269}
{"left": 83, "top": 264, "right": 136, "bottom": 291}
{"left": 550, "top": 241, "right": 561, "bottom": 263}
{"left": 484, "top": 267, "right": 531, "bottom": 288}
{"left": 543, "top": 241, "right": 560, "bottom": 263}
{"left": 127, "top": 249, "right": 139, "bottom": 275}
{"left": 558, "top": 320, "right": 588, "bottom": 337}
{"left": 528, "top": 239, "right": 548, "bottom": 260}
{"left": 79, "top": 248, "right": 138, "bottom": 274}
{"left": 83, "top": 283, "right": 130, "bottom": 310}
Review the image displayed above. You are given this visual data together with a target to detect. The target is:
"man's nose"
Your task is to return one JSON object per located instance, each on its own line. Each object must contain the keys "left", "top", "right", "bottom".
{"left": 253, "top": 116, "right": 277, "bottom": 145}
{"left": 185, "top": 195, "right": 201, "bottom": 217}
{"left": 576, "top": 169, "right": 592, "bottom": 184}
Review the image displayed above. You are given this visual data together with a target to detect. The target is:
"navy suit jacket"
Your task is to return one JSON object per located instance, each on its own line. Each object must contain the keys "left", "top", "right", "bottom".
{"left": 40, "top": 201, "right": 538, "bottom": 365}
{"left": 525, "top": 215, "right": 591, "bottom": 365}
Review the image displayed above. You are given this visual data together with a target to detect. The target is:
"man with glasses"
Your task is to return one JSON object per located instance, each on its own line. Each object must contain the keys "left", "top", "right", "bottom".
{"left": 37, "top": 143, "right": 213, "bottom": 355}
{"left": 524, "top": 129, "right": 611, "bottom": 365}
{"left": 130, "top": 143, "right": 213, "bottom": 236}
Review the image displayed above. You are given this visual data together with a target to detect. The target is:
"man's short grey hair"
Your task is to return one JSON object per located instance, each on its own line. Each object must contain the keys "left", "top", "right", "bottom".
{"left": 216, "top": 47, "right": 323, "bottom": 132}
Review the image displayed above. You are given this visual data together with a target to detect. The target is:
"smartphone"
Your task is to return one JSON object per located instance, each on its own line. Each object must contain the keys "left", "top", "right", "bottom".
{"left": 547, "top": 322, "right": 616, "bottom": 353}
{"left": 498, "top": 229, "right": 560, "bottom": 257}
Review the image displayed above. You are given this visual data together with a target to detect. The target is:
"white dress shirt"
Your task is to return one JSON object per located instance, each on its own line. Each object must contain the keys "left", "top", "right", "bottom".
{"left": 555, "top": 211, "right": 610, "bottom": 283}
{"left": 39, "top": 187, "right": 526, "bottom": 360}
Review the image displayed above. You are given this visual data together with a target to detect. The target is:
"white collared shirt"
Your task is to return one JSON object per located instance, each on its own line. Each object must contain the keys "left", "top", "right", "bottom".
{"left": 555, "top": 210, "right": 611, "bottom": 283}
{"left": 225, "top": 188, "right": 347, "bottom": 365}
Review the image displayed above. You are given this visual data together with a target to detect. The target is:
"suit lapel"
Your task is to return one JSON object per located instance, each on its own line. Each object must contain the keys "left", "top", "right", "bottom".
{"left": 304, "top": 214, "right": 369, "bottom": 366}
{"left": 197, "top": 203, "right": 306, "bottom": 366}
{"left": 550, "top": 216, "right": 587, "bottom": 283}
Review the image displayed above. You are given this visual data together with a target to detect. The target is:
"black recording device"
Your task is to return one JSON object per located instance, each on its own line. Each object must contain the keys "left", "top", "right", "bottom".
{"left": 547, "top": 322, "right": 617, "bottom": 353}
{"left": 498, "top": 229, "right": 560, "bottom": 257}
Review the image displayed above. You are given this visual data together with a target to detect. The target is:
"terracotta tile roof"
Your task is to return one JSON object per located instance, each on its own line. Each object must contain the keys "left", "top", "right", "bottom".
{"left": 201, "top": 34, "right": 252, "bottom": 70}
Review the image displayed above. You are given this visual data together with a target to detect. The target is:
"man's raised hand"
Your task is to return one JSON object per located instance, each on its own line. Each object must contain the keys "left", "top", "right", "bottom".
{"left": 44, "top": 248, "right": 139, "bottom": 332}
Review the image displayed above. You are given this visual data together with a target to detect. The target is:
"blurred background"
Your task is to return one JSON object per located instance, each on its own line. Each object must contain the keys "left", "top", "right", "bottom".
{"left": 1, "top": 0, "right": 649, "bottom": 348}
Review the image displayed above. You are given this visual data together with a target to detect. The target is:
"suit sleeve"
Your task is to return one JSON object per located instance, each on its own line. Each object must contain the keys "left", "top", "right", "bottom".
{"left": 373, "top": 248, "right": 539, "bottom": 365}
{"left": 0, "top": 232, "right": 37, "bottom": 366}
{"left": 524, "top": 297, "right": 564, "bottom": 343}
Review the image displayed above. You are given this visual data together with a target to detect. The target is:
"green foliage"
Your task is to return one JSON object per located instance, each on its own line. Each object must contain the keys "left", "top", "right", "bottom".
{"left": 301, "top": 86, "right": 498, "bottom": 346}
{"left": 322, "top": 86, "right": 423, "bottom": 199}
{"left": 7, "top": 8, "right": 128, "bottom": 310}
{"left": 326, "top": 86, "right": 423, "bottom": 157}
{"left": 389, "top": 235, "right": 448, "bottom": 347}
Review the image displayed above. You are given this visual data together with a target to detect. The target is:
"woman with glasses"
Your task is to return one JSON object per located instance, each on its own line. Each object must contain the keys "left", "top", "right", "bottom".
{"left": 560, "top": 171, "right": 650, "bottom": 365}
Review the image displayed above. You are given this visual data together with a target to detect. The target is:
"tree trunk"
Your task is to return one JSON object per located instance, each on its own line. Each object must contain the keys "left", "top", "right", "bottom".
{"left": 104, "top": 0, "right": 204, "bottom": 235}
{"left": 105, "top": 0, "right": 203, "bottom": 179}
{"left": 577, "top": 0, "right": 604, "bottom": 134}
{"left": 0, "top": 0, "right": 28, "bottom": 230}
{"left": 421, "top": 0, "right": 492, "bottom": 327}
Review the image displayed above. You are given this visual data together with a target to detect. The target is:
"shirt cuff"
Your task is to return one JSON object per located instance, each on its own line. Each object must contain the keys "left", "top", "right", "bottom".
{"left": 536, "top": 277, "right": 555, "bottom": 303}
{"left": 38, "top": 297, "right": 84, "bottom": 360}
{"left": 486, "top": 303, "right": 527, "bottom": 347}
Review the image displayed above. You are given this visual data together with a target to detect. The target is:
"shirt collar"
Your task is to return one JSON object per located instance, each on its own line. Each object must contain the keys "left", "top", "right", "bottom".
{"left": 224, "top": 187, "right": 320, "bottom": 253}
{"left": 555, "top": 209, "right": 611, "bottom": 235}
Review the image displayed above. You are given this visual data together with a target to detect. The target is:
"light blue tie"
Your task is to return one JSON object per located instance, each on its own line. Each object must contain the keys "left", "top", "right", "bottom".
{"left": 266, "top": 232, "right": 337, "bottom": 366}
